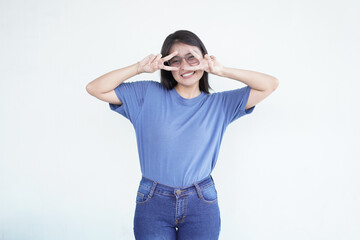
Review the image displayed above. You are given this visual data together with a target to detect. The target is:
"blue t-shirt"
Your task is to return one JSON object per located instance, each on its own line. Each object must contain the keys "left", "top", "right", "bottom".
{"left": 109, "top": 80, "right": 255, "bottom": 187}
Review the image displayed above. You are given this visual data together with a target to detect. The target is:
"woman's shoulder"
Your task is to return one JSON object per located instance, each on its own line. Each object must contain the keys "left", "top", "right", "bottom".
{"left": 138, "top": 80, "right": 169, "bottom": 95}
{"left": 128, "top": 80, "right": 162, "bottom": 90}
{"left": 138, "top": 80, "right": 161, "bottom": 87}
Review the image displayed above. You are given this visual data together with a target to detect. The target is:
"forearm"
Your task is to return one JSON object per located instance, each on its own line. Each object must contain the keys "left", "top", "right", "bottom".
{"left": 219, "top": 67, "right": 278, "bottom": 91}
{"left": 86, "top": 62, "right": 139, "bottom": 94}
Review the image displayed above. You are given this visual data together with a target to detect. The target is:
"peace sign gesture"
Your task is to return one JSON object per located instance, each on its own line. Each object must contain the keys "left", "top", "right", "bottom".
{"left": 137, "top": 51, "right": 179, "bottom": 74}
{"left": 183, "top": 49, "right": 224, "bottom": 76}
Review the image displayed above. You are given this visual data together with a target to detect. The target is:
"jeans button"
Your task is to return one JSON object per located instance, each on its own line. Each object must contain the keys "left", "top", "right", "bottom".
{"left": 176, "top": 189, "right": 181, "bottom": 195}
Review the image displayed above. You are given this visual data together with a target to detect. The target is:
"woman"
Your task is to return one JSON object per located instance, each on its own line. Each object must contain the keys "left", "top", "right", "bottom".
{"left": 86, "top": 30, "right": 279, "bottom": 240}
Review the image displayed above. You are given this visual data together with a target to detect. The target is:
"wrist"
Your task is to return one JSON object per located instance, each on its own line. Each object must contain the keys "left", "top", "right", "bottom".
{"left": 136, "top": 62, "right": 142, "bottom": 75}
{"left": 216, "top": 65, "right": 226, "bottom": 77}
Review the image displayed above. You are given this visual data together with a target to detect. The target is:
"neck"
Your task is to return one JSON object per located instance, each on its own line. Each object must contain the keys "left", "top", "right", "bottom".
{"left": 175, "top": 83, "right": 201, "bottom": 99}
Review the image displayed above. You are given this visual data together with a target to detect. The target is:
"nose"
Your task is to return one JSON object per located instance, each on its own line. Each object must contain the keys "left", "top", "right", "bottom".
{"left": 179, "top": 58, "right": 190, "bottom": 70}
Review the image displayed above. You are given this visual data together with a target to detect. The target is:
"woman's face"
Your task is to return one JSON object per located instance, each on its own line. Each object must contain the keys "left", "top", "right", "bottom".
{"left": 168, "top": 42, "right": 204, "bottom": 89}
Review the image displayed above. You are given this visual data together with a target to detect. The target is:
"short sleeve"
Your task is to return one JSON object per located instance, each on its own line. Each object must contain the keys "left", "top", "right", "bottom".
{"left": 220, "top": 86, "right": 255, "bottom": 125}
{"left": 109, "top": 80, "right": 153, "bottom": 124}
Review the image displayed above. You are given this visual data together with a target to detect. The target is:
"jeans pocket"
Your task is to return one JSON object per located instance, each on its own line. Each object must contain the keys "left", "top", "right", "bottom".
{"left": 136, "top": 184, "right": 153, "bottom": 205}
{"left": 200, "top": 184, "right": 218, "bottom": 204}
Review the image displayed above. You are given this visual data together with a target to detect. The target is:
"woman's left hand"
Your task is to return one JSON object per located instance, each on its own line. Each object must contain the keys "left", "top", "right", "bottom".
{"left": 183, "top": 49, "right": 224, "bottom": 76}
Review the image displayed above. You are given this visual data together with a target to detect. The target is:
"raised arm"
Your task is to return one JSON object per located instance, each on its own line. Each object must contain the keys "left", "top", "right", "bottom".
{"left": 183, "top": 49, "right": 279, "bottom": 109}
{"left": 86, "top": 63, "right": 139, "bottom": 105}
{"left": 218, "top": 67, "right": 279, "bottom": 110}
{"left": 86, "top": 52, "right": 179, "bottom": 105}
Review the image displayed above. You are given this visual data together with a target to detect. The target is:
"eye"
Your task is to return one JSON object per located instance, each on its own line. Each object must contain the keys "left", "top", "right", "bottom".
{"left": 170, "top": 57, "right": 180, "bottom": 63}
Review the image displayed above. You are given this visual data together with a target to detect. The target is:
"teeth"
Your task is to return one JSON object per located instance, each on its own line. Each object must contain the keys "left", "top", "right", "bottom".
{"left": 182, "top": 72, "right": 194, "bottom": 77}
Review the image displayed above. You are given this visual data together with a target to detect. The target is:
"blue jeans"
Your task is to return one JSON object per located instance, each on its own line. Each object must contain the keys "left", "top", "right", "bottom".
{"left": 133, "top": 175, "right": 221, "bottom": 240}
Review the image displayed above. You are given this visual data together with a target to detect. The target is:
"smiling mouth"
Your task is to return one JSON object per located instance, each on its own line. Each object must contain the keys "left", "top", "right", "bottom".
{"left": 181, "top": 71, "right": 195, "bottom": 78}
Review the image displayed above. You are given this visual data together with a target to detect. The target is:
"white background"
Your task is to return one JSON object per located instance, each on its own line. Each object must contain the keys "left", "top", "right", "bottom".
{"left": 1, "top": 0, "right": 359, "bottom": 239}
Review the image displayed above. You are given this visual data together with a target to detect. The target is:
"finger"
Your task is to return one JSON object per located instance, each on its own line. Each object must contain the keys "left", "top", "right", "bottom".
{"left": 210, "top": 55, "right": 216, "bottom": 61}
{"left": 162, "top": 51, "right": 178, "bottom": 61}
{"left": 189, "top": 49, "right": 202, "bottom": 60}
{"left": 207, "top": 55, "right": 214, "bottom": 67}
{"left": 204, "top": 55, "right": 211, "bottom": 65}
{"left": 143, "top": 54, "right": 155, "bottom": 63}
{"left": 206, "top": 55, "right": 214, "bottom": 67}
{"left": 147, "top": 54, "right": 157, "bottom": 64}
{"left": 141, "top": 54, "right": 152, "bottom": 62}
{"left": 151, "top": 53, "right": 162, "bottom": 64}
{"left": 162, "top": 65, "right": 179, "bottom": 71}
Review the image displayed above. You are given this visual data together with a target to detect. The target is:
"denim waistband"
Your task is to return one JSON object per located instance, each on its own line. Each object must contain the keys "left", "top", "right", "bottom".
{"left": 139, "top": 175, "right": 215, "bottom": 197}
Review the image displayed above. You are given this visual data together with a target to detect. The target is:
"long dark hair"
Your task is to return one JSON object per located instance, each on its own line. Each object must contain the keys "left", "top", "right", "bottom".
{"left": 160, "top": 30, "right": 212, "bottom": 94}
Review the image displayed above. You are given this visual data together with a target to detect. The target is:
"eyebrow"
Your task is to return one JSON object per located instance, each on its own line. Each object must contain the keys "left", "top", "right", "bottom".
{"left": 172, "top": 52, "right": 193, "bottom": 58}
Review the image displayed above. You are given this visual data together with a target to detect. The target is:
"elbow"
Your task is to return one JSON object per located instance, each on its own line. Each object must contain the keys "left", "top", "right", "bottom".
{"left": 271, "top": 77, "right": 279, "bottom": 92}
{"left": 86, "top": 82, "right": 95, "bottom": 96}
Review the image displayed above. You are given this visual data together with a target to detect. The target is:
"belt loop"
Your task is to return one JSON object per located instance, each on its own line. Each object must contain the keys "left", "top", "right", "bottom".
{"left": 194, "top": 181, "right": 203, "bottom": 199}
{"left": 148, "top": 181, "right": 157, "bottom": 199}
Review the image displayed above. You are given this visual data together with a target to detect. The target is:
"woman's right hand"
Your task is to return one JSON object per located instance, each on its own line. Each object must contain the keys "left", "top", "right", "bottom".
{"left": 137, "top": 51, "right": 179, "bottom": 74}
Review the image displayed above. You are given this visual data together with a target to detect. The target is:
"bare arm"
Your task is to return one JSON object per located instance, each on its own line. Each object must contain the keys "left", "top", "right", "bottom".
{"left": 219, "top": 67, "right": 279, "bottom": 110}
{"left": 85, "top": 62, "right": 139, "bottom": 105}
{"left": 184, "top": 49, "right": 279, "bottom": 110}
{"left": 85, "top": 52, "right": 179, "bottom": 105}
